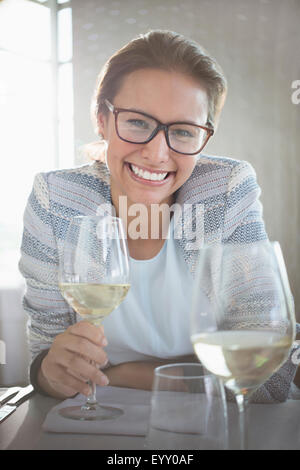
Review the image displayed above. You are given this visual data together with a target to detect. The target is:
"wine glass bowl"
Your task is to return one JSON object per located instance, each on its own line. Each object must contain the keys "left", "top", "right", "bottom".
{"left": 59, "top": 216, "right": 130, "bottom": 325}
{"left": 58, "top": 215, "right": 130, "bottom": 420}
{"left": 190, "top": 240, "right": 296, "bottom": 448}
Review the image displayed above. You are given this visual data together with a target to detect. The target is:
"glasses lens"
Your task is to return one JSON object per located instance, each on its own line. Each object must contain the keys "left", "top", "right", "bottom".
{"left": 116, "top": 110, "right": 209, "bottom": 154}
{"left": 168, "top": 124, "right": 208, "bottom": 154}
{"left": 117, "top": 111, "right": 156, "bottom": 143}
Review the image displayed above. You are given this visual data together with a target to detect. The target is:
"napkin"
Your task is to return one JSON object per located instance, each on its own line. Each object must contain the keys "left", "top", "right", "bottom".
{"left": 43, "top": 386, "right": 152, "bottom": 436}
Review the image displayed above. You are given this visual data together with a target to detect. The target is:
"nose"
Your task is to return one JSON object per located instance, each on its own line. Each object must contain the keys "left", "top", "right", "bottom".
{"left": 141, "top": 129, "right": 170, "bottom": 164}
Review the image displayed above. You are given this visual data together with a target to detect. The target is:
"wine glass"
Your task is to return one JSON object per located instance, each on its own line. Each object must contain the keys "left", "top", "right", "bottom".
{"left": 58, "top": 215, "right": 130, "bottom": 421}
{"left": 190, "top": 240, "right": 296, "bottom": 449}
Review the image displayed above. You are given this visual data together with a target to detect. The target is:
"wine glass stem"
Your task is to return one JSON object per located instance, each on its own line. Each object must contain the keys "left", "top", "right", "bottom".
{"left": 83, "top": 359, "right": 98, "bottom": 410}
{"left": 86, "top": 379, "right": 97, "bottom": 406}
{"left": 235, "top": 394, "right": 249, "bottom": 450}
{"left": 84, "top": 321, "right": 103, "bottom": 409}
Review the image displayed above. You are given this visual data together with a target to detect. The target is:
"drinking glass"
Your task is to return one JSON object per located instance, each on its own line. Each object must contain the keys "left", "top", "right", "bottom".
{"left": 146, "top": 363, "right": 228, "bottom": 450}
{"left": 190, "top": 240, "right": 296, "bottom": 449}
{"left": 58, "top": 215, "right": 130, "bottom": 420}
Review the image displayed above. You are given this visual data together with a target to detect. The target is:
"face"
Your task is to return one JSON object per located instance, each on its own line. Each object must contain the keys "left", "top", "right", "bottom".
{"left": 98, "top": 68, "right": 209, "bottom": 210}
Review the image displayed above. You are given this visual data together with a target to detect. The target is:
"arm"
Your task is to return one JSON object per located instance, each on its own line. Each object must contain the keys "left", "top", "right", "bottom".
{"left": 294, "top": 367, "right": 300, "bottom": 389}
{"left": 105, "top": 354, "right": 199, "bottom": 391}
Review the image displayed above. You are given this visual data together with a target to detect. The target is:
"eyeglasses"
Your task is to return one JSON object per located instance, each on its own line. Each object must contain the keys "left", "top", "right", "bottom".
{"left": 104, "top": 99, "right": 214, "bottom": 156}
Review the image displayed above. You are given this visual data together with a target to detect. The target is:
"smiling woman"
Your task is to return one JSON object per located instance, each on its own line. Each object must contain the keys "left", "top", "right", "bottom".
{"left": 18, "top": 30, "right": 300, "bottom": 402}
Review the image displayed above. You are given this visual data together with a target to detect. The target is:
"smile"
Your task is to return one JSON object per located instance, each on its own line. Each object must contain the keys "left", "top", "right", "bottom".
{"left": 128, "top": 163, "right": 172, "bottom": 182}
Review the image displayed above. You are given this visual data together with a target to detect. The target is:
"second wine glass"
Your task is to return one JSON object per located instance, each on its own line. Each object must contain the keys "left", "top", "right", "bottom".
{"left": 58, "top": 215, "right": 130, "bottom": 421}
{"left": 190, "top": 240, "right": 296, "bottom": 449}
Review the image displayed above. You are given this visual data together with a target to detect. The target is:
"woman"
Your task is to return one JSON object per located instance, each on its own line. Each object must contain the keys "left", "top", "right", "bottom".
{"left": 19, "top": 30, "right": 299, "bottom": 402}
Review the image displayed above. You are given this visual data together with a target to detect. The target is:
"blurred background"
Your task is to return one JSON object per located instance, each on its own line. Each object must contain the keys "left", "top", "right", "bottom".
{"left": 0, "top": 0, "right": 299, "bottom": 385}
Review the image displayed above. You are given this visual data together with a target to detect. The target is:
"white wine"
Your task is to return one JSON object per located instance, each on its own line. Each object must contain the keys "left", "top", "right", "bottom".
{"left": 59, "top": 283, "right": 130, "bottom": 324}
{"left": 191, "top": 330, "right": 292, "bottom": 394}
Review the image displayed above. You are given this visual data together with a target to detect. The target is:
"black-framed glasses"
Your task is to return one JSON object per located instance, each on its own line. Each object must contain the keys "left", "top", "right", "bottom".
{"left": 104, "top": 99, "right": 214, "bottom": 156}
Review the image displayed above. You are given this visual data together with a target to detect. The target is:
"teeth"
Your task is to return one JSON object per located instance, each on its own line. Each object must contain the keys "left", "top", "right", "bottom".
{"left": 130, "top": 164, "right": 168, "bottom": 181}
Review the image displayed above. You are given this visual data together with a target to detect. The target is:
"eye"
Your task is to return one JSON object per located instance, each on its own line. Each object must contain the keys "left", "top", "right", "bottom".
{"left": 171, "top": 128, "right": 194, "bottom": 138}
{"left": 170, "top": 126, "right": 197, "bottom": 140}
{"left": 126, "top": 119, "right": 150, "bottom": 130}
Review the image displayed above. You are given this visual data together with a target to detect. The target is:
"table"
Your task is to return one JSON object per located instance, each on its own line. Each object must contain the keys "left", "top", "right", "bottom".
{"left": 0, "top": 387, "right": 299, "bottom": 450}
{"left": 0, "top": 390, "right": 147, "bottom": 451}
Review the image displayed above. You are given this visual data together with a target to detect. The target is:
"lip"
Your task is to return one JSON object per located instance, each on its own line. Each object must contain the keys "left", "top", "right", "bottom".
{"left": 128, "top": 162, "right": 174, "bottom": 174}
{"left": 125, "top": 162, "right": 175, "bottom": 186}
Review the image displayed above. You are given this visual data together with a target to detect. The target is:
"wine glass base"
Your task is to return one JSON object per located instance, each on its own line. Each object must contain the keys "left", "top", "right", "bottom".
{"left": 59, "top": 404, "right": 124, "bottom": 421}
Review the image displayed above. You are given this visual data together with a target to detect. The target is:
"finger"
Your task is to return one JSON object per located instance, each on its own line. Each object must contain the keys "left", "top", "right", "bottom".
{"left": 68, "top": 321, "right": 107, "bottom": 347}
{"left": 49, "top": 341, "right": 108, "bottom": 373}
{"left": 45, "top": 362, "right": 91, "bottom": 396}
{"left": 67, "top": 356, "right": 109, "bottom": 387}
{"left": 65, "top": 335, "right": 108, "bottom": 365}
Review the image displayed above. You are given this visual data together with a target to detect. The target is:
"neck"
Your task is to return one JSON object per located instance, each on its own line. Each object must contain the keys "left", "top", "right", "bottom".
{"left": 111, "top": 192, "right": 174, "bottom": 242}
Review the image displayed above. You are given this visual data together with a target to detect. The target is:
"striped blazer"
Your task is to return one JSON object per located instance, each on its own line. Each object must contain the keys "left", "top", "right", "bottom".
{"left": 19, "top": 155, "right": 300, "bottom": 402}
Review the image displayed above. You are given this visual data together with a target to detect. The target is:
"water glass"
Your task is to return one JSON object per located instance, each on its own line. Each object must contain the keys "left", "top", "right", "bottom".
{"left": 146, "top": 363, "right": 228, "bottom": 450}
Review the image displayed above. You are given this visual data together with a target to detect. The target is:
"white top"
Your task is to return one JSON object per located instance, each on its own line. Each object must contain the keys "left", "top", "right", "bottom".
{"left": 101, "top": 219, "right": 195, "bottom": 365}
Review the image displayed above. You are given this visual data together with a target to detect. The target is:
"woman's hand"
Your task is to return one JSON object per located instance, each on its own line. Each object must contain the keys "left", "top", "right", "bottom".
{"left": 38, "top": 321, "right": 109, "bottom": 399}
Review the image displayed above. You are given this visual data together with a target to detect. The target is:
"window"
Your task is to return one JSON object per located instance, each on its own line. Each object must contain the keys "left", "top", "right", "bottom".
{"left": 0, "top": 0, "right": 74, "bottom": 280}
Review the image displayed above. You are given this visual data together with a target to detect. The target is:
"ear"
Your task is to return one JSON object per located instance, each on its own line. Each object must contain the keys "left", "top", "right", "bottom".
{"left": 97, "top": 112, "right": 108, "bottom": 138}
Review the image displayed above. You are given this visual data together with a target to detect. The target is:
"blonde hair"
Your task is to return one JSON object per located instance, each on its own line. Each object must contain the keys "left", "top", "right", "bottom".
{"left": 86, "top": 30, "right": 227, "bottom": 161}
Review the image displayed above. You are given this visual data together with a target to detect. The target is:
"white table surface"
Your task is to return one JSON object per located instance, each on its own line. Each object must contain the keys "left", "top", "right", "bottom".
{"left": 0, "top": 386, "right": 299, "bottom": 450}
